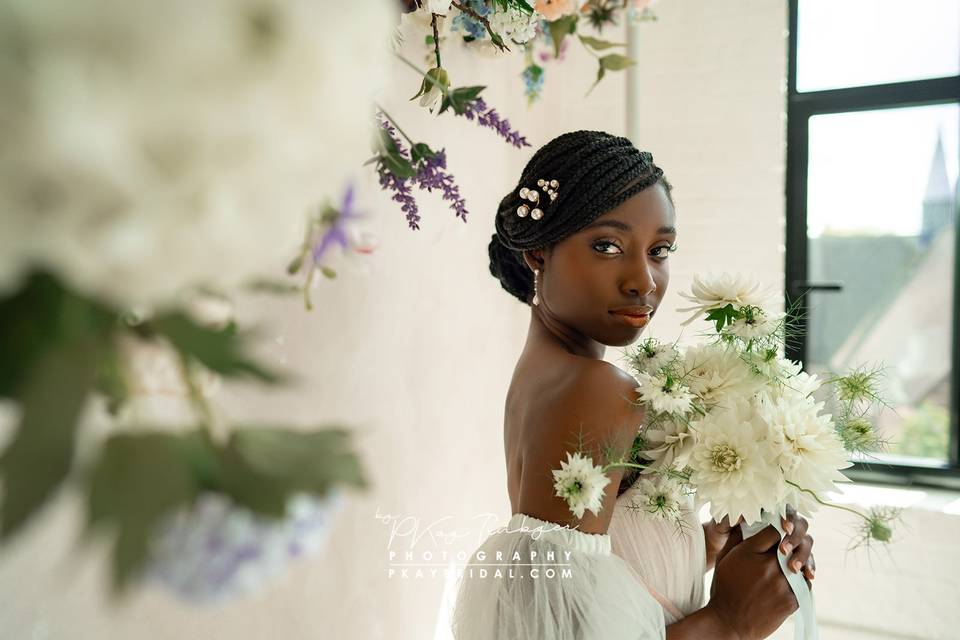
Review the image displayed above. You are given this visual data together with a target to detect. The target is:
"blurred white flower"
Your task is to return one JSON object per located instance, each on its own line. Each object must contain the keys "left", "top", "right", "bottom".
{"left": 488, "top": 6, "right": 540, "bottom": 44}
{"left": 676, "top": 273, "right": 775, "bottom": 327}
{"left": 427, "top": 0, "right": 454, "bottom": 14}
{"left": 0, "top": 0, "right": 391, "bottom": 308}
{"left": 635, "top": 371, "right": 694, "bottom": 416}
{"left": 688, "top": 401, "right": 783, "bottom": 525}
{"left": 147, "top": 489, "right": 345, "bottom": 604}
{"left": 552, "top": 451, "right": 611, "bottom": 519}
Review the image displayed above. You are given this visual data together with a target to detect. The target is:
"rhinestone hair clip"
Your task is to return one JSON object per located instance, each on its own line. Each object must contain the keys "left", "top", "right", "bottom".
{"left": 516, "top": 178, "right": 560, "bottom": 220}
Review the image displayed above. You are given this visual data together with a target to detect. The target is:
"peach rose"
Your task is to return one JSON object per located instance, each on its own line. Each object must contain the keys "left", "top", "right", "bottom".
{"left": 535, "top": 0, "right": 578, "bottom": 21}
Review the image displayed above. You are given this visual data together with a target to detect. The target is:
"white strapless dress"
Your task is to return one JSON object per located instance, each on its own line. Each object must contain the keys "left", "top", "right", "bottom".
{"left": 608, "top": 477, "right": 707, "bottom": 625}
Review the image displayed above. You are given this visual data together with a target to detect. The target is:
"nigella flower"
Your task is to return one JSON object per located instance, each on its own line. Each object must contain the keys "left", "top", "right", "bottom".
{"left": 635, "top": 371, "right": 695, "bottom": 416}
{"left": 552, "top": 451, "right": 611, "bottom": 519}
{"left": 521, "top": 64, "right": 545, "bottom": 104}
{"left": 460, "top": 97, "right": 531, "bottom": 148}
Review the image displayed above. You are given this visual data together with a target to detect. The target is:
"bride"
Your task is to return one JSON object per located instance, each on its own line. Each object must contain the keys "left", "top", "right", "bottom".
{"left": 451, "top": 130, "right": 815, "bottom": 639}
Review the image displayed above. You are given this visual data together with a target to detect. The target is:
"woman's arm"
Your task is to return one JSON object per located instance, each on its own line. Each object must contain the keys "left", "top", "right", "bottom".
{"left": 665, "top": 604, "right": 737, "bottom": 640}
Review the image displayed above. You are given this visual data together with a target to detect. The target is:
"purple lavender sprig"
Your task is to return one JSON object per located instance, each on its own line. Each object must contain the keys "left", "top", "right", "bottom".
{"left": 460, "top": 97, "right": 531, "bottom": 149}
{"left": 414, "top": 148, "right": 468, "bottom": 222}
{"left": 377, "top": 116, "right": 421, "bottom": 230}
{"left": 375, "top": 112, "right": 469, "bottom": 228}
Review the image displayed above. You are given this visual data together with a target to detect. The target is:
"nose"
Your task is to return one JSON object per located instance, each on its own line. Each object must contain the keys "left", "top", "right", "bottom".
{"left": 621, "top": 254, "right": 657, "bottom": 298}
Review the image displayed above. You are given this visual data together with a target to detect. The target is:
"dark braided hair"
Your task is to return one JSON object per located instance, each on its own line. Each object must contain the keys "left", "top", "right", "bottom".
{"left": 488, "top": 130, "right": 674, "bottom": 305}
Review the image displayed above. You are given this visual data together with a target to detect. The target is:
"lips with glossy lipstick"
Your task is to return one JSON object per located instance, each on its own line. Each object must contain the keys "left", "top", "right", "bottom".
{"left": 609, "top": 305, "right": 653, "bottom": 328}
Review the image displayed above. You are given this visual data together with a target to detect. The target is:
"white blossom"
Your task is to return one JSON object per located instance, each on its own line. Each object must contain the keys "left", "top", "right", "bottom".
{"left": 635, "top": 371, "right": 695, "bottom": 416}
{"left": 640, "top": 419, "right": 696, "bottom": 472}
{"left": 488, "top": 6, "right": 540, "bottom": 44}
{"left": 552, "top": 451, "right": 611, "bottom": 519}
{"left": 680, "top": 342, "right": 765, "bottom": 412}
{"left": 688, "top": 400, "right": 784, "bottom": 525}
{"left": 0, "top": 0, "right": 391, "bottom": 308}
{"left": 676, "top": 273, "right": 775, "bottom": 327}
{"left": 627, "top": 475, "right": 685, "bottom": 522}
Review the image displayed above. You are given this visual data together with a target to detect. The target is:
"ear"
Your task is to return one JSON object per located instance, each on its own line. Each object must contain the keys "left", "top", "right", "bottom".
{"left": 522, "top": 249, "right": 546, "bottom": 273}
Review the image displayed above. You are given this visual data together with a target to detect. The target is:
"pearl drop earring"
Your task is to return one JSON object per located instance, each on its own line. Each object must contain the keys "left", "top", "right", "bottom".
{"left": 532, "top": 268, "right": 540, "bottom": 306}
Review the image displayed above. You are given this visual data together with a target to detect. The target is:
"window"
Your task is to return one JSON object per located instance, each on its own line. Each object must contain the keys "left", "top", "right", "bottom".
{"left": 786, "top": 0, "right": 960, "bottom": 488}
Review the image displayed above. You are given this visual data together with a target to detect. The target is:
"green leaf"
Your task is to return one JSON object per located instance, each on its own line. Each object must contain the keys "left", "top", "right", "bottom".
{"left": 0, "top": 271, "right": 115, "bottom": 399}
{"left": 95, "top": 344, "right": 129, "bottom": 416}
{"left": 492, "top": 0, "right": 534, "bottom": 14}
{"left": 599, "top": 53, "right": 636, "bottom": 71}
{"left": 150, "top": 312, "right": 283, "bottom": 383}
{"left": 410, "top": 143, "right": 436, "bottom": 165}
{"left": 85, "top": 432, "right": 200, "bottom": 595}
{"left": 705, "top": 304, "right": 737, "bottom": 333}
{"left": 215, "top": 427, "right": 367, "bottom": 518}
{"left": 578, "top": 35, "right": 627, "bottom": 51}
{"left": 548, "top": 15, "right": 578, "bottom": 58}
{"left": 0, "top": 339, "right": 101, "bottom": 539}
{"left": 381, "top": 151, "right": 417, "bottom": 179}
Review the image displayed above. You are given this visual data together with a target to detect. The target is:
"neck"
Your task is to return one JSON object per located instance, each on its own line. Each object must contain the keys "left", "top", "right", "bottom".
{"left": 527, "top": 305, "right": 605, "bottom": 360}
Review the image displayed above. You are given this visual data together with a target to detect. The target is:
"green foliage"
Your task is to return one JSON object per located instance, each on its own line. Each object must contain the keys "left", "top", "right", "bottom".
{"left": 704, "top": 303, "right": 738, "bottom": 333}
{"left": 438, "top": 85, "right": 486, "bottom": 116}
{"left": 490, "top": 0, "right": 534, "bottom": 14}
{"left": 150, "top": 312, "right": 283, "bottom": 384}
{"left": 548, "top": 14, "right": 578, "bottom": 58}
{"left": 83, "top": 426, "right": 367, "bottom": 596}
{"left": 587, "top": 53, "right": 636, "bottom": 95}
{"left": 577, "top": 35, "right": 626, "bottom": 51}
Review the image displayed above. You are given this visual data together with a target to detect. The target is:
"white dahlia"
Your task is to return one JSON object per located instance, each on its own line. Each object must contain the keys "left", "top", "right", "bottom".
{"left": 676, "top": 273, "right": 776, "bottom": 327}
{"left": 688, "top": 401, "right": 784, "bottom": 525}
{"left": 680, "top": 342, "right": 766, "bottom": 412}
{"left": 640, "top": 419, "right": 696, "bottom": 473}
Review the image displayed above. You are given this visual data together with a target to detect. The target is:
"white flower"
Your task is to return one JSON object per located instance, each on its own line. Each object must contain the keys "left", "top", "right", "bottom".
{"left": 488, "top": 6, "right": 540, "bottom": 44}
{"left": 722, "top": 306, "right": 784, "bottom": 340}
{"left": 635, "top": 371, "right": 695, "bottom": 416}
{"left": 627, "top": 338, "right": 679, "bottom": 376}
{"left": 755, "top": 394, "right": 853, "bottom": 516}
{"left": 628, "top": 475, "right": 685, "bottom": 522}
{"left": 148, "top": 490, "right": 345, "bottom": 603}
{"left": 641, "top": 419, "right": 696, "bottom": 472}
{"left": 688, "top": 401, "right": 784, "bottom": 525}
{"left": 680, "top": 342, "right": 766, "bottom": 412}
{"left": 552, "top": 451, "right": 611, "bottom": 519}
{"left": 676, "top": 273, "right": 775, "bottom": 327}
{"left": 0, "top": 0, "right": 391, "bottom": 308}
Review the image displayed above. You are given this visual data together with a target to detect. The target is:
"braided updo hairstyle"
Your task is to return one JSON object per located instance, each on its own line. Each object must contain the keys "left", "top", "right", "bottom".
{"left": 488, "top": 130, "right": 674, "bottom": 305}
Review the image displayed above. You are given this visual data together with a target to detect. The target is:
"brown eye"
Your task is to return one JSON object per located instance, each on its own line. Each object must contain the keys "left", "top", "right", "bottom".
{"left": 651, "top": 244, "right": 677, "bottom": 259}
{"left": 593, "top": 240, "right": 622, "bottom": 255}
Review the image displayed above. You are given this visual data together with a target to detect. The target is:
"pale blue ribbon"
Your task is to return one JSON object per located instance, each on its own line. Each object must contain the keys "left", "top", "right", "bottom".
{"left": 740, "top": 511, "right": 818, "bottom": 640}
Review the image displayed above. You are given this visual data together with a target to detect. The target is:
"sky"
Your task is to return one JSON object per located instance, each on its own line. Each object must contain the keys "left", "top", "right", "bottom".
{"left": 797, "top": 0, "right": 960, "bottom": 237}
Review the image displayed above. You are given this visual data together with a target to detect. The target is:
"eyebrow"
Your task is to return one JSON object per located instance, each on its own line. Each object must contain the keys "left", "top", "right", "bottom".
{"left": 584, "top": 220, "right": 677, "bottom": 235}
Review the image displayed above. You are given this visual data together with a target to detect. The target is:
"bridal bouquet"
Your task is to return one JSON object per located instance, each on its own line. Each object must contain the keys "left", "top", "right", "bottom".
{"left": 552, "top": 272, "right": 897, "bottom": 544}
{"left": 551, "top": 272, "right": 897, "bottom": 638}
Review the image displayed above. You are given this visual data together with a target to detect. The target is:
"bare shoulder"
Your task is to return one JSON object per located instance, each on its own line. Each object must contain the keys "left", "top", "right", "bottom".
{"left": 516, "top": 358, "right": 646, "bottom": 532}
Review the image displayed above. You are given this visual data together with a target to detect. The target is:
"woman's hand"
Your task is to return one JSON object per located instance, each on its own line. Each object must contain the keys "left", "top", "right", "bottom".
{"left": 703, "top": 515, "right": 742, "bottom": 572}
{"left": 706, "top": 525, "right": 801, "bottom": 640}
{"left": 779, "top": 505, "right": 815, "bottom": 582}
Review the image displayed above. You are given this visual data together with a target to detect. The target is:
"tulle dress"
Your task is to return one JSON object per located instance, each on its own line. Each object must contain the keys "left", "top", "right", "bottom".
{"left": 449, "top": 476, "right": 705, "bottom": 639}
{"left": 608, "top": 477, "right": 706, "bottom": 626}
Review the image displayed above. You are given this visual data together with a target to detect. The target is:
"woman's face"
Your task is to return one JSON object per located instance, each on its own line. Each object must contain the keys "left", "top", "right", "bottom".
{"left": 527, "top": 183, "right": 677, "bottom": 347}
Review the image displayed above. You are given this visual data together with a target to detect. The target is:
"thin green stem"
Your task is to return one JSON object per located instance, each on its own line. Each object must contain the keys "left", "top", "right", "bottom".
{"left": 374, "top": 103, "right": 417, "bottom": 148}
{"left": 784, "top": 479, "right": 867, "bottom": 521}
{"left": 178, "top": 352, "right": 215, "bottom": 433}
{"left": 431, "top": 13, "right": 442, "bottom": 68}
{"left": 394, "top": 52, "right": 450, "bottom": 95}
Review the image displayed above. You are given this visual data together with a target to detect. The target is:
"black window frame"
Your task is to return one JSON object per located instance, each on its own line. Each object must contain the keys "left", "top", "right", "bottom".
{"left": 785, "top": 0, "right": 960, "bottom": 490}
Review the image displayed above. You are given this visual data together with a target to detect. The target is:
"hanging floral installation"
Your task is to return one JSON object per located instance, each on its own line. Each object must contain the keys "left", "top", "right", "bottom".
{"left": 0, "top": 0, "right": 664, "bottom": 603}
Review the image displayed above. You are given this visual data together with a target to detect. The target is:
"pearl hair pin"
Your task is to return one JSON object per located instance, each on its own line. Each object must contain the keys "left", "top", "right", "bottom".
{"left": 516, "top": 178, "right": 560, "bottom": 220}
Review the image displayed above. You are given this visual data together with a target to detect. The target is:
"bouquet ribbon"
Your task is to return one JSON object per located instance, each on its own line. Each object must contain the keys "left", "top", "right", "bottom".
{"left": 741, "top": 512, "right": 818, "bottom": 640}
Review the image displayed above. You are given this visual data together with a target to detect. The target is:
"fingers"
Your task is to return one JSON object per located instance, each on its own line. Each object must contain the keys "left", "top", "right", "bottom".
{"left": 715, "top": 520, "right": 744, "bottom": 568}
{"left": 741, "top": 524, "right": 781, "bottom": 553}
